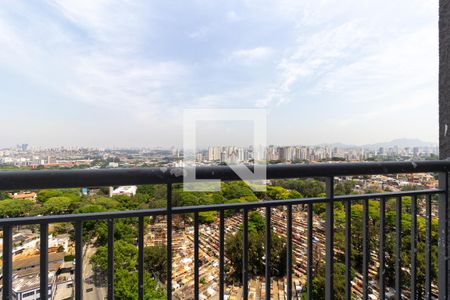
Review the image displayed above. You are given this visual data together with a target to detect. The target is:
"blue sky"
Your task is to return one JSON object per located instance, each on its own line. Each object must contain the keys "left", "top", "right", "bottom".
{"left": 0, "top": 0, "right": 438, "bottom": 147}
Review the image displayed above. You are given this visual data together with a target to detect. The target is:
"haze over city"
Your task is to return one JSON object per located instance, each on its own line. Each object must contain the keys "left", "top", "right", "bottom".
{"left": 0, "top": 0, "right": 439, "bottom": 147}
{"left": 2, "top": 1, "right": 450, "bottom": 299}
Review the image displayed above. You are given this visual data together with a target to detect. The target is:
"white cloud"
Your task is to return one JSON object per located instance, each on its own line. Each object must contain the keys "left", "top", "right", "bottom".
{"left": 226, "top": 11, "right": 240, "bottom": 22}
{"left": 257, "top": 20, "right": 367, "bottom": 106}
{"left": 188, "top": 26, "right": 213, "bottom": 40}
{"left": 68, "top": 55, "right": 188, "bottom": 119}
{"left": 0, "top": 1, "right": 190, "bottom": 123}
{"left": 48, "top": 0, "right": 146, "bottom": 47}
{"left": 229, "top": 47, "right": 273, "bottom": 64}
{"left": 0, "top": 0, "right": 440, "bottom": 145}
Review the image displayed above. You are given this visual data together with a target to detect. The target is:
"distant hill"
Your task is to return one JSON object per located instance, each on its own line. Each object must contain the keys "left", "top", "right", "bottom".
{"left": 316, "top": 142, "right": 357, "bottom": 148}
{"left": 363, "top": 138, "right": 437, "bottom": 149}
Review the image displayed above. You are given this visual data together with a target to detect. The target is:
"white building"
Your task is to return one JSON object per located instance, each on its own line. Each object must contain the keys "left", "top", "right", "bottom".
{"left": 208, "top": 147, "right": 221, "bottom": 161}
{"left": 110, "top": 186, "right": 137, "bottom": 197}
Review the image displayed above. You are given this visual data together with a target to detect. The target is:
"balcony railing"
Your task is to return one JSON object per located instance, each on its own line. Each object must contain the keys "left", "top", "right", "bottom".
{"left": 0, "top": 161, "right": 449, "bottom": 300}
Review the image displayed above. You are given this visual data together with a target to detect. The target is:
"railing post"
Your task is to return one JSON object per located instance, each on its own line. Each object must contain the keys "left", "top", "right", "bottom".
{"left": 439, "top": 172, "right": 449, "bottom": 299}
{"left": 265, "top": 207, "right": 271, "bottom": 300}
{"left": 75, "top": 221, "right": 83, "bottom": 300}
{"left": 107, "top": 219, "right": 114, "bottom": 300}
{"left": 286, "top": 205, "right": 293, "bottom": 300}
{"left": 219, "top": 210, "right": 225, "bottom": 300}
{"left": 194, "top": 212, "right": 199, "bottom": 300}
{"left": 307, "top": 203, "right": 313, "bottom": 300}
{"left": 325, "top": 176, "right": 334, "bottom": 300}
{"left": 138, "top": 217, "right": 144, "bottom": 300}
{"left": 40, "top": 223, "right": 48, "bottom": 300}
{"left": 242, "top": 208, "right": 249, "bottom": 300}
{"left": 167, "top": 183, "right": 173, "bottom": 300}
{"left": 2, "top": 225, "right": 12, "bottom": 300}
{"left": 440, "top": 0, "right": 450, "bottom": 296}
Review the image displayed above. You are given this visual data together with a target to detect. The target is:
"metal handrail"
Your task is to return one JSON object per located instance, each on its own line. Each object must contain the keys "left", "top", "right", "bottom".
{"left": 1, "top": 160, "right": 450, "bottom": 190}
{"left": 0, "top": 161, "right": 448, "bottom": 300}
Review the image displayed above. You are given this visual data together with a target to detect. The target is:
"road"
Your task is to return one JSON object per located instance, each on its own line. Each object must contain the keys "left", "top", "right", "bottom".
{"left": 83, "top": 244, "right": 107, "bottom": 300}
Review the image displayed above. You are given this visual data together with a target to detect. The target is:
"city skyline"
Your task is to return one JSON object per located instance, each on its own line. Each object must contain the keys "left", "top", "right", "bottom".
{"left": 0, "top": 0, "right": 438, "bottom": 147}
{"left": 0, "top": 137, "right": 439, "bottom": 151}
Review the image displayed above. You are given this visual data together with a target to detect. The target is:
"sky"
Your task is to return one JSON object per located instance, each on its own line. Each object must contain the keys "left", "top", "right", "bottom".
{"left": 0, "top": 0, "right": 439, "bottom": 147}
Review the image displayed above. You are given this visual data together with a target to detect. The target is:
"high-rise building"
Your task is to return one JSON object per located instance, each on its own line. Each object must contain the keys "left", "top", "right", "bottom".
{"left": 208, "top": 147, "right": 221, "bottom": 161}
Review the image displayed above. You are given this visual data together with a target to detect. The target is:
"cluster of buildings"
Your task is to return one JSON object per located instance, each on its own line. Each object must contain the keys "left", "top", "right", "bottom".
{"left": 0, "top": 142, "right": 439, "bottom": 170}
{"left": 0, "top": 230, "right": 73, "bottom": 300}
{"left": 0, "top": 146, "right": 94, "bottom": 168}
{"left": 193, "top": 144, "right": 439, "bottom": 165}
{"left": 202, "top": 146, "right": 265, "bottom": 164}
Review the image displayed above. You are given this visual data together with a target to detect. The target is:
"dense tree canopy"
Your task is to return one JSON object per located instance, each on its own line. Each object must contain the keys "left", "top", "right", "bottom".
{"left": 0, "top": 191, "right": 11, "bottom": 200}
{"left": 273, "top": 179, "right": 325, "bottom": 198}
{"left": 143, "top": 245, "right": 168, "bottom": 281}
{"left": 41, "top": 196, "right": 74, "bottom": 214}
{"left": 225, "top": 211, "right": 289, "bottom": 281}
{"left": 91, "top": 241, "right": 166, "bottom": 299}
{"left": 0, "top": 199, "right": 36, "bottom": 217}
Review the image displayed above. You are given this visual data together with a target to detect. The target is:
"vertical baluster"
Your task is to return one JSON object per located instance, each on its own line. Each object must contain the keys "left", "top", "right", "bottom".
{"left": 265, "top": 207, "right": 271, "bottom": 300}
{"left": 287, "top": 205, "right": 292, "bottom": 300}
{"left": 220, "top": 210, "right": 225, "bottom": 300}
{"left": 75, "top": 221, "right": 83, "bottom": 300}
{"left": 345, "top": 200, "right": 351, "bottom": 300}
{"left": 138, "top": 217, "right": 144, "bottom": 300}
{"left": 395, "top": 196, "right": 402, "bottom": 300}
{"left": 325, "top": 177, "right": 334, "bottom": 300}
{"left": 411, "top": 195, "right": 417, "bottom": 300}
{"left": 2, "top": 225, "right": 12, "bottom": 300}
{"left": 167, "top": 183, "right": 173, "bottom": 300}
{"left": 363, "top": 198, "right": 369, "bottom": 300}
{"left": 379, "top": 198, "right": 386, "bottom": 300}
{"left": 243, "top": 209, "right": 249, "bottom": 300}
{"left": 307, "top": 203, "right": 313, "bottom": 300}
{"left": 194, "top": 212, "right": 199, "bottom": 300}
{"left": 108, "top": 219, "right": 114, "bottom": 300}
{"left": 425, "top": 194, "right": 432, "bottom": 299}
{"left": 40, "top": 223, "right": 48, "bottom": 300}
{"left": 438, "top": 172, "right": 448, "bottom": 300}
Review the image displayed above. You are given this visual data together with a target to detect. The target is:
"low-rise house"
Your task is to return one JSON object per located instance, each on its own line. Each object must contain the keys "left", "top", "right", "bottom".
{"left": 10, "top": 192, "right": 37, "bottom": 201}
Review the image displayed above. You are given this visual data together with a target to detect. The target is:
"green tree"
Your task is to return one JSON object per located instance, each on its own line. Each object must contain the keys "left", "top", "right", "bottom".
{"left": 225, "top": 211, "right": 288, "bottom": 281}
{"left": 198, "top": 211, "right": 217, "bottom": 223}
{"left": 91, "top": 241, "right": 165, "bottom": 299}
{"left": 137, "top": 185, "right": 156, "bottom": 197}
{"left": 41, "top": 196, "right": 74, "bottom": 214}
{"left": 90, "top": 196, "right": 120, "bottom": 210}
{"left": 221, "top": 182, "right": 256, "bottom": 200}
{"left": 74, "top": 204, "right": 107, "bottom": 236}
{"left": 114, "top": 269, "right": 165, "bottom": 299}
{"left": 257, "top": 186, "right": 291, "bottom": 200}
{"left": 0, "top": 192, "right": 11, "bottom": 200}
{"left": 274, "top": 179, "right": 325, "bottom": 198}
{"left": 0, "top": 199, "right": 36, "bottom": 217}
{"left": 303, "top": 263, "right": 351, "bottom": 299}
{"left": 144, "top": 245, "right": 167, "bottom": 281}
{"left": 91, "top": 240, "right": 138, "bottom": 272}
{"left": 334, "top": 180, "right": 357, "bottom": 196}
{"left": 37, "top": 189, "right": 80, "bottom": 203}
{"left": 95, "top": 219, "right": 137, "bottom": 246}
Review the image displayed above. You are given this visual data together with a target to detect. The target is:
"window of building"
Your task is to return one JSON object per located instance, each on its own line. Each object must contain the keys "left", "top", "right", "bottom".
{"left": 22, "top": 291, "right": 35, "bottom": 298}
